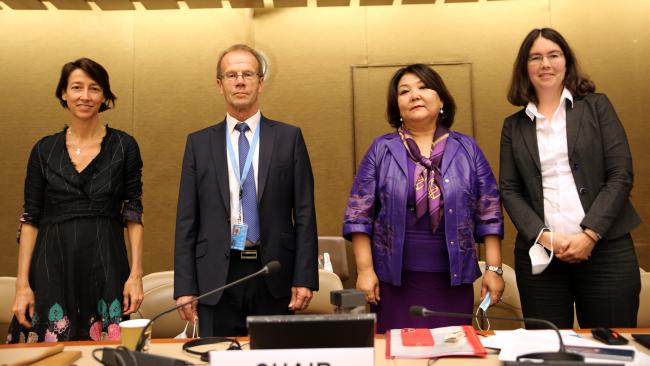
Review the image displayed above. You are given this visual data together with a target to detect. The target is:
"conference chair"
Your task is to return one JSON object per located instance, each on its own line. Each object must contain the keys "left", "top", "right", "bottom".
{"left": 141, "top": 270, "right": 174, "bottom": 293}
{"left": 135, "top": 271, "right": 187, "bottom": 338}
{"left": 638, "top": 268, "right": 650, "bottom": 327}
{"left": 473, "top": 261, "right": 524, "bottom": 330}
{"left": 317, "top": 236, "right": 350, "bottom": 282}
{"left": 298, "top": 269, "right": 344, "bottom": 314}
{"left": 0, "top": 277, "right": 16, "bottom": 337}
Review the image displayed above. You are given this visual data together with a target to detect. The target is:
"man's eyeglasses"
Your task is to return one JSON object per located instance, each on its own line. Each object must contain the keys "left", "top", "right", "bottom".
{"left": 220, "top": 71, "right": 260, "bottom": 82}
{"left": 528, "top": 51, "right": 564, "bottom": 65}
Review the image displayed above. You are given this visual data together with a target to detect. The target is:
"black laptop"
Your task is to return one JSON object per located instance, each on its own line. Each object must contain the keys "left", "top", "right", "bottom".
{"left": 247, "top": 313, "right": 376, "bottom": 349}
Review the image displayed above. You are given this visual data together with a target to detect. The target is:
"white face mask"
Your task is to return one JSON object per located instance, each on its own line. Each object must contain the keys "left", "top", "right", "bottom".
{"left": 474, "top": 292, "right": 492, "bottom": 331}
{"left": 175, "top": 319, "right": 198, "bottom": 339}
{"left": 529, "top": 242, "right": 553, "bottom": 274}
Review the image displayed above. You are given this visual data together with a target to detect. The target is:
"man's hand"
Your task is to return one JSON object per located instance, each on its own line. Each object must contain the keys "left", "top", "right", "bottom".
{"left": 176, "top": 295, "right": 198, "bottom": 321}
{"left": 288, "top": 287, "right": 313, "bottom": 311}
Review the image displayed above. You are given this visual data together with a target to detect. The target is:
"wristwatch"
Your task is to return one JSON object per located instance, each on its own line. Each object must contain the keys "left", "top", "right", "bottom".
{"left": 486, "top": 265, "right": 503, "bottom": 276}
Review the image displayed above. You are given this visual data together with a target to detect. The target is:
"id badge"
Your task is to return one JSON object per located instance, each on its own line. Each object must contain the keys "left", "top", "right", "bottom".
{"left": 230, "top": 223, "right": 248, "bottom": 251}
{"left": 479, "top": 292, "right": 491, "bottom": 313}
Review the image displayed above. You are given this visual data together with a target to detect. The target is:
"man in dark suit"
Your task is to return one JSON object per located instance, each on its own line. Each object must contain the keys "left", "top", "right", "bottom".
{"left": 173, "top": 44, "right": 318, "bottom": 336}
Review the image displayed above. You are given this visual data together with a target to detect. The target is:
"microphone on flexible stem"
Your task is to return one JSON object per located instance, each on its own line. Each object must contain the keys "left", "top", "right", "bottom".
{"left": 99, "top": 261, "right": 281, "bottom": 366}
{"left": 135, "top": 260, "right": 281, "bottom": 352}
{"left": 409, "top": 305, "right": 584, "bottom": 363}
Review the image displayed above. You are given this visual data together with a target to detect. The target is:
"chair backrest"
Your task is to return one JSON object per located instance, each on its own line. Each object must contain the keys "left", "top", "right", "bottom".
{"left": 137, "top": 271, "right": 187, "bottom": 338}
{"left": 298, "top": 270, "right": 344, "bottom": 314}
{"left": 317, "top": 236, "right": 349, "bottom": 282}
{"left": 638, "top": 268, "right": 650, "bottom": 327}
{"left": 0, "top": 277, "right": 16, "bottom": 337}
{"left": 473, "top": 261, "right": 523, "bottom": 330}
{"left": 142, "top": 270, "right": 175, "bottom": 293}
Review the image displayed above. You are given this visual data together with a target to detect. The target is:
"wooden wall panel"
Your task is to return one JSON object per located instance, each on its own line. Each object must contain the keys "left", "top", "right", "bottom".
{"left": 252, "top": 7, "right": 367, "bottom": 239}
{"left": 131, "top": 10, "right": 246, "bottom": 272}
{"left": 550, "top": 0, "right": 650, "bottom": 256}
{"left": 0, "top": 11, "right": 135, "bottom": 275}
{"left": 1, "top": 0, "right": 649, "bottom": 279}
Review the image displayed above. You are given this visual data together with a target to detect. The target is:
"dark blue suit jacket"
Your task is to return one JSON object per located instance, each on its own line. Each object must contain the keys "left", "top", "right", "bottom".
{"left": 174, "top": 115, "right": 318, "bottom": 305}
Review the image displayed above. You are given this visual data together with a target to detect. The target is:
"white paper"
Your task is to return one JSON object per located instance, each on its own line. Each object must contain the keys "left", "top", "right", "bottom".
{"left": 481, "top": 329, "right": 601, "bottom": 350}
{"left": 480, "top": 329, "right": 648, "bottom": 366}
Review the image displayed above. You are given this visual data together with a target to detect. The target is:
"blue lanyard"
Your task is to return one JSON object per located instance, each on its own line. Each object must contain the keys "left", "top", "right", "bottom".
{"left": 226, "top": 123, "right": 260, "bottom": 198}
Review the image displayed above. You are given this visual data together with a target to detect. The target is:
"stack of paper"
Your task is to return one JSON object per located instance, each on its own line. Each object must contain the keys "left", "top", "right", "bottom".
{"left": 480, "top": 329, "right": 650, "bottom": 366}
{"left": 386, "top": 325, "right": 487, "bottom": 359}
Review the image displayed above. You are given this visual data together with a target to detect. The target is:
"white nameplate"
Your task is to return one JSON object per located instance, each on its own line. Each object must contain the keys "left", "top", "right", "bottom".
{"left": 210, "top": 347, "right": 374, "bottom": 366}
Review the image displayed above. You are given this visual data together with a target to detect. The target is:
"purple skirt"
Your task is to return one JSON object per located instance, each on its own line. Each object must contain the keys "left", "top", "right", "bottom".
{"left": 372, "top": 271, "right": 473, "bottom": 334}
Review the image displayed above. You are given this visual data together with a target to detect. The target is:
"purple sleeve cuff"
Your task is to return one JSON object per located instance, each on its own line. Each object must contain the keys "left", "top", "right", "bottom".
{"left": 342, "top": 223, "right": 373, "bottom": 241}
{"left": 475, "top": 222, "right": 505, "bottom": 242}
{"left": 122, "top": 199, "right": 143, "bottom": 225}
{"left": 19, "top": 212, "right": 37, "bottom": 225}
{"left": 17, "top": 212, "right": 39, "bottom": 243}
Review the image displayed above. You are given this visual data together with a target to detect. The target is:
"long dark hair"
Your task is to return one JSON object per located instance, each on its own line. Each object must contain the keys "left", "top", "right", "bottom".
{"left": 507, "top": 28, "right": 595, "bottom": 106}
{"left": 386, "top": 64, "right": 456, "bottom": 129}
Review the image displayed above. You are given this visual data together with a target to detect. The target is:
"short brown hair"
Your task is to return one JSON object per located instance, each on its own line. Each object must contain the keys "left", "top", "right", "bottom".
{"left": 216, "top": 44, "right": 267, "bottom": 79}
{"left": 386, "top": 64, "right": 456, "bottom": 129}
{"left": 507, "top": 28, "right": 595, "bottom": 107}
{"left": 55, "top": 58, "right": 116, "bottom": 113}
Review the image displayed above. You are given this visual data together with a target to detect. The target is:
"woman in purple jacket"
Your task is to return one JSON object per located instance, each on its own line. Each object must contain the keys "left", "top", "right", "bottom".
{"left": 343, "top": 64, "right": 504, "bottom": 333}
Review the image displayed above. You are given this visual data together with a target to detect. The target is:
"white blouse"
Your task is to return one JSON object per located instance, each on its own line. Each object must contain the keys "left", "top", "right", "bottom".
{"left": 526, "top": 88, "right": 585, "bottom": 235}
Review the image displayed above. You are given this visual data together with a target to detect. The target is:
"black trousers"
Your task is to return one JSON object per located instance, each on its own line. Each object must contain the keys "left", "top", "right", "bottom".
{"left": 197, "top": 249, "right": 291, "bottom": 337}
{"left": 515, "top": 233, "right": 640, "bottom": 329}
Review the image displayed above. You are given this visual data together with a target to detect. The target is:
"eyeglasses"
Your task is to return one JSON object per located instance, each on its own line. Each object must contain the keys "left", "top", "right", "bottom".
{"left": 220, "top": 71, "right": 260, "bottom": 82}
{"left": 528, "top": 51, "right": 564, "bottom": 65}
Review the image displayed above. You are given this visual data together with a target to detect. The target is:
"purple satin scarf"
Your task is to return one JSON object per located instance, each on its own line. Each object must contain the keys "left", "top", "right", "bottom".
{"left": 398, "top": 126, "right": 449, "bottom": 233}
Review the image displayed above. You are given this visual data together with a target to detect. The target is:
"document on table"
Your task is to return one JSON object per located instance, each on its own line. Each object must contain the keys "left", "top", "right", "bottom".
{"left": 480, "top": 329, "right": 650, "bottom": 366}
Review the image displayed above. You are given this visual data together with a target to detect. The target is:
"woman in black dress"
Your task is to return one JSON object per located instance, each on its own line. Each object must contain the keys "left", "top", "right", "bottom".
{"left": 8, "top": 58, "right": 144, "bottom": 343}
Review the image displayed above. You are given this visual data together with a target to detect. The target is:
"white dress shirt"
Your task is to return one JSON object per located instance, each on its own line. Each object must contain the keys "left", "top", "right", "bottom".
{"left": 226, "top": 111, "right": 261, "bottom": 225}
{"left": 526, "top": 88, "right": 585, "bottom": 235}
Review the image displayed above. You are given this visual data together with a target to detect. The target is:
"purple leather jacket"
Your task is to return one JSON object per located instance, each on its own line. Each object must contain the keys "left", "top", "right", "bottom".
{"left": 343, "top": 131, "right": 503, "bottom": 286}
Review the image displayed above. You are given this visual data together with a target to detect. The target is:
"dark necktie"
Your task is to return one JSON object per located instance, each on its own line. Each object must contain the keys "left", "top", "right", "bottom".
{"left": 234, "top": 123, "right": 260, "bottom": 244}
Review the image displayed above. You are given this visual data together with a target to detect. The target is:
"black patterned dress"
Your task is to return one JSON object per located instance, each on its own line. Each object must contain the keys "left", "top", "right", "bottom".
{"left": 7, "top": 126, "right": 143, "bottom": 343}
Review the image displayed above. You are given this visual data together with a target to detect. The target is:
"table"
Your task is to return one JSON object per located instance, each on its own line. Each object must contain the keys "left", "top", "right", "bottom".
{"left": 1, "top": 329, "right": 649, "bottom": 365}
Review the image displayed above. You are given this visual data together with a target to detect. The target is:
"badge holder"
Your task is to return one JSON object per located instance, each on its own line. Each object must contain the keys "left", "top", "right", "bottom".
{"left": 231, "top": 203, "right": 248, "bottom": 251}
{"left": 474, "top": 292, "right": 491, "bottom": 331}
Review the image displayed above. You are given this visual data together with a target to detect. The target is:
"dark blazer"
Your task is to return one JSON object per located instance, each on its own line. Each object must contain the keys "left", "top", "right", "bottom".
{"left": 499, "top": 93, "right": 641, "bottom": 248}
{"left": 174, "top": 116, "right": 318, "bottom": 305}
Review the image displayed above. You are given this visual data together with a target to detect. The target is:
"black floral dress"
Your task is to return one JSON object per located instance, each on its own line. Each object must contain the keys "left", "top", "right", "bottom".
{"left": 7, "top": 126, "right": 143, "bottom": 343}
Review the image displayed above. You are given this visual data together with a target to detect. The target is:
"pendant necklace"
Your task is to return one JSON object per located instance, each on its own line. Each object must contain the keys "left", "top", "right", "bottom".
{"left": 68, "top": 125, "right": 102, "bottom": 156}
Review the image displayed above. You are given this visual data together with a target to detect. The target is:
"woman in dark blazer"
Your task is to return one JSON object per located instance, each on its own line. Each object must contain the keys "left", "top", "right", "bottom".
{"left": 500, "top": 28, "right": 641, "bottom": 329}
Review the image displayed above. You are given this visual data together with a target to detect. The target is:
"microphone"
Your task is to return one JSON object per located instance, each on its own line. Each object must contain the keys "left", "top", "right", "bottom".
{"left": 135, "top": 260, "right": 281, "bottom": 351}
{"left": 100, "top": 261, "right": 281, "bottom": 366}
{"left": 409, "top": 305, "right": 584, "bottom": 363}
